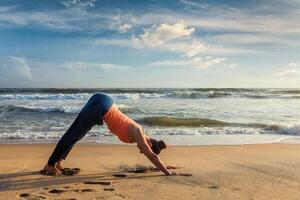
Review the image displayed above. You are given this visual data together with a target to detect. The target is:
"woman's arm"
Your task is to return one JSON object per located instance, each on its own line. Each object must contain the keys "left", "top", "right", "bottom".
{"left": 135, "top": 128, "right": 175, "bottom": 175}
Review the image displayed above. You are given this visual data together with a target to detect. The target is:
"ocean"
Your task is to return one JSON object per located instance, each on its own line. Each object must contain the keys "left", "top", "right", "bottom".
{"left": 0, "top": 88, "right": 300, "bottom": 145}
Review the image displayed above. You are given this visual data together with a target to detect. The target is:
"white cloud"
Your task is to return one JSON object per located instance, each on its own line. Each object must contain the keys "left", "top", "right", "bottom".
{"left": 130, "top": 21, "right": 209, "bottom": 58}
{"left": 0, "top": 7, "right": 82, "bottom": 31}
{"left": 0, "top": 4, "right": 114, "bottom": 31}
{"left": 62, "top": 0, "right": 95, "bottom": 8}
{"left": 180, "top": 0, "right": 209, "bottom": 9}
{"left": 61, "top": 61, "right": 128, "bottom": 72}
{"left": 0, "top": 6, "right": 15, "bottom": 13}
{"left": 165, "top": 39, "right": 207, "bottom": 57}
{"left": 228, "top": 64, "right": 239, "bottom": 68}
{"left": 94, "top": 38, "right": 133, "bottom": 47}
{"left": 118, "top": 23, "right": 133, "bottom": 33}
{"left": 204, "top": 33, "right": 300, "bottom": 47}
{"left": 128, "top": 8, "right": 300, "bottom": 35}
{"left": 95, "top": 21, "right": 236, "bottom": 68}
{"left": 133, "top": 20, "right": 194, "bottom": 47}
{"left": 289, "top": 62, "right": 298, "bottom": 67}
{"left": 0, "top": 56, "right": 32, "bottom": 80}
{"left": 110, "top": 13, "right": 133, "bottom": 33}
{"left": 275, "top": 62, "right": 300, "bottom": 77}
{"left": 148, "top": 56, "right": 227, "bottom": 69}
{"left": 1, "top": 0, "right": 300, "bottom": 39}
{"left": 95, "top": 21, "right": 209, "bottom": 58}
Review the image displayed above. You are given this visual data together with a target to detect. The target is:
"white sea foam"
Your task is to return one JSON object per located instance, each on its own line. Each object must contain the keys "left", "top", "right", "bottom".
{"left": 1, "top": 90, "right": 300, "bottom": 101}
{"left": 0, "top": 104, "right": 81, "bottom": 114}
{"left": 279, "top": 123, "right": 300, "bottom": 135}
{"left": 0, "top": 93, "right": 91, "bottom": 100}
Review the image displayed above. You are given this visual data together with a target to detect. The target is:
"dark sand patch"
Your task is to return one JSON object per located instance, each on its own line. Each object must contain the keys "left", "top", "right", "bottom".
{"left": 81, "top": 188, "right": 95, "bottom": 192}
{"left": 116, "top": 193, "right": 126, "bottom": 198}
{"left": 61, "top": 168, "right": 81, "bottom": 176}
{"left": 127, "top": 166, "right": 159, "bottom": 173}
{"left": 177, "top": 173, "right": 192, "bottom": 177}
{"left": 49, "top": 189, "right": 65, "bottom": 194}
{"left": 113, "top": 173, "right": 127, "bottom": 177}
{"left": 208, "top": 185, "right": 219, "bottom": 189}
{"left": 19, "top": 193, "right": 46, "bottom": 199}
{"left": 84, "top": 181, "right": 111, "bottom": 185}
{"left": 19, "top": 193, "right": 30, "bottom": 197}
{"left": 104, "top": 187, "right": 115, "bottom": 191}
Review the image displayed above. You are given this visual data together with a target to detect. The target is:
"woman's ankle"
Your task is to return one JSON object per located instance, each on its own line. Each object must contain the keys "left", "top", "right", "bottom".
{"left": 44, "top": 164, "right": 58, "bottom": 171}
{"left": 56, "top": 161, "right": 63, "bottom": 171}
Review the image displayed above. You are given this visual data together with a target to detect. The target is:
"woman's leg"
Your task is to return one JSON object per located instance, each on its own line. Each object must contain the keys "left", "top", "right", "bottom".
{"left": 47, "top": 94, "right": 103, "bottom": 166}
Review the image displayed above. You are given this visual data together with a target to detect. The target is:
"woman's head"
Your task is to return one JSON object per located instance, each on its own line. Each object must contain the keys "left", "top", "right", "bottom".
{"left": 150, "top": 139, "right": 167, "bottom": 155}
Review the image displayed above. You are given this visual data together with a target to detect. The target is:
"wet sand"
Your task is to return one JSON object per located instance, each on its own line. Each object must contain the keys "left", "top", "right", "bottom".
{"left": 0, "top": 143, "right": 300, "bottom": 200}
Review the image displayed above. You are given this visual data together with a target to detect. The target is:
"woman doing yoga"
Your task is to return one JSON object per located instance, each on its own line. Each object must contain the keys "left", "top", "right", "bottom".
{"left": 43, "top": 93, "right": 178, "bottom": 175}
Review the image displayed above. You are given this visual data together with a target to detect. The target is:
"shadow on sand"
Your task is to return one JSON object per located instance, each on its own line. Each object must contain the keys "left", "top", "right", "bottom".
{"left": 0, "top": 170, "right": 164, "bottom": 192}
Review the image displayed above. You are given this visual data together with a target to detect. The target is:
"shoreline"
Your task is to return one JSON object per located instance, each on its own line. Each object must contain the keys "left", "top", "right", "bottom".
{"left": 1, "top": 133, "right": 299, "bottom": 146}
{"left": 1, "top": 140, "right": 300, "bottom": 146}
{"left": 1, "top": 143, "right": 300, "bottom": 199}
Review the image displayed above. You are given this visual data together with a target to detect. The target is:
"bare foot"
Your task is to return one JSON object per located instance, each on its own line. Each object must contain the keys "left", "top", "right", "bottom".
{"left": 41, "top": 164, "right": 61, "bottom": 175}
{"left": 55, "top": 160, "right": 63, "bottom": 171}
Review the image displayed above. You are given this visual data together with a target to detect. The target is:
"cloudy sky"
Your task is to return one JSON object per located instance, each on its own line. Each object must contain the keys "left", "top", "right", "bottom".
{"left": 0, "top": 0, "right": 299, "bottom": 88}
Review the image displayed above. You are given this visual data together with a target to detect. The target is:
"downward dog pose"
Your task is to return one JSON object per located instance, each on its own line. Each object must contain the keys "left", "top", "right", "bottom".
{"left": 43, "top": 93, "right": 178, "bottom": 175}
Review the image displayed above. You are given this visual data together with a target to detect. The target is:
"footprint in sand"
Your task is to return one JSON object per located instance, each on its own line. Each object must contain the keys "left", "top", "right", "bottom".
{"left": 84, "top": 181, "right": 111, "bottom": 185}
{"left": 48, "top": 187, "right": 95, "bottom": 195}
{"left": 19, "top": 193, "right": 30, "bottom": 198}
{"left": 61, "top": 168, "right": 81, "bottom": 176}
{"left": 128, "top": 166, "right": 156, "bottom": 173}
{"left": 81, "top": 188, "right": 95, "bottom": 192}
{"left": 49, "top": 189, "right": 65, "bottom": 194}
{"left": 208, "top": 185, "right": 219, "bottom": 189}
{"left": 177, "top": 172, "right": 193, "bottom": 177}
{"left": 113, "top": 173, "right": 127, "bottom": 177}
{"left": 104, "top": 187, "right": 115, "bottom": 191}
{"left": 19, "top": 193, "right": 46, "bottom": 199}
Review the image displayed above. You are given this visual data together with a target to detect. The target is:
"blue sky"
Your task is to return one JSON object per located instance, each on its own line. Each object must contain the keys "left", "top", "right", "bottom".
{"left": 0, "top": 0, "right": 299, "bottom": 88}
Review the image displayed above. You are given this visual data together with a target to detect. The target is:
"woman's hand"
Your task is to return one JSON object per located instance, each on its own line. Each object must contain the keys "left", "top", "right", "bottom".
{"left": 135, "top": 128, "right": 171, "bottom": 175}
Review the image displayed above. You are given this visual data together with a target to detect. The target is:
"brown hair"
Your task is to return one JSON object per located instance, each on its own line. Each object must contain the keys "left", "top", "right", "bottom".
{"left": 150, "top": 139, "right": 167, "bottom": 155}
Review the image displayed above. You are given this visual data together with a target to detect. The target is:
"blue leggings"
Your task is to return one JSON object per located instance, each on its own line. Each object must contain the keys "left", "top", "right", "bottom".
{"left": 47, "top": 93, "right": 113, "bottom": 166}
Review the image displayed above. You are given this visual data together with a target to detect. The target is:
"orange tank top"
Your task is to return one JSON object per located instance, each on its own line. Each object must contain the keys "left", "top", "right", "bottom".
{"left": 103, "top": 104, "right": 139, "bottom": 143}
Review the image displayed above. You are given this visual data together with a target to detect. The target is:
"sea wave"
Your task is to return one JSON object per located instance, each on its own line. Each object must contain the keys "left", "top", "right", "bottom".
{"left": 279, "top": 123, "right": 300, "bottom": 135}
{"left": 0, "top": 105, "right": 80, "bottom": 114}
{"left": 0, "top": 104, "right": 142, "bottom": 115}
{"left": 1, "top": 88, "right": 300, "bottom": 100}
{"left": 137, "top": 116, "right": 296, "bottom": 133}
{"left": 138, "top": 116, "right": 230, "bottom": 127}
{"left": 271, "top": 89, "right": 300, "bottom": 95}
{"left": 165, "top": 91, "right": 231, "bottom": 99}
{"left": 0, "top": 93, "right": 90, "bottom": 100}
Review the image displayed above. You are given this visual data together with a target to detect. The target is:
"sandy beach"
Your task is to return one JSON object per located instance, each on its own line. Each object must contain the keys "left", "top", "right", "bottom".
{"left": 0, "top": 143, "right": 300, "bottom": 200}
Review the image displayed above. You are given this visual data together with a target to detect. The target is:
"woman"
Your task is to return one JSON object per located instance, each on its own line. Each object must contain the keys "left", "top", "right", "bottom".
{"left": 43, "top": 93, "right": 177, "bottom": 175}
